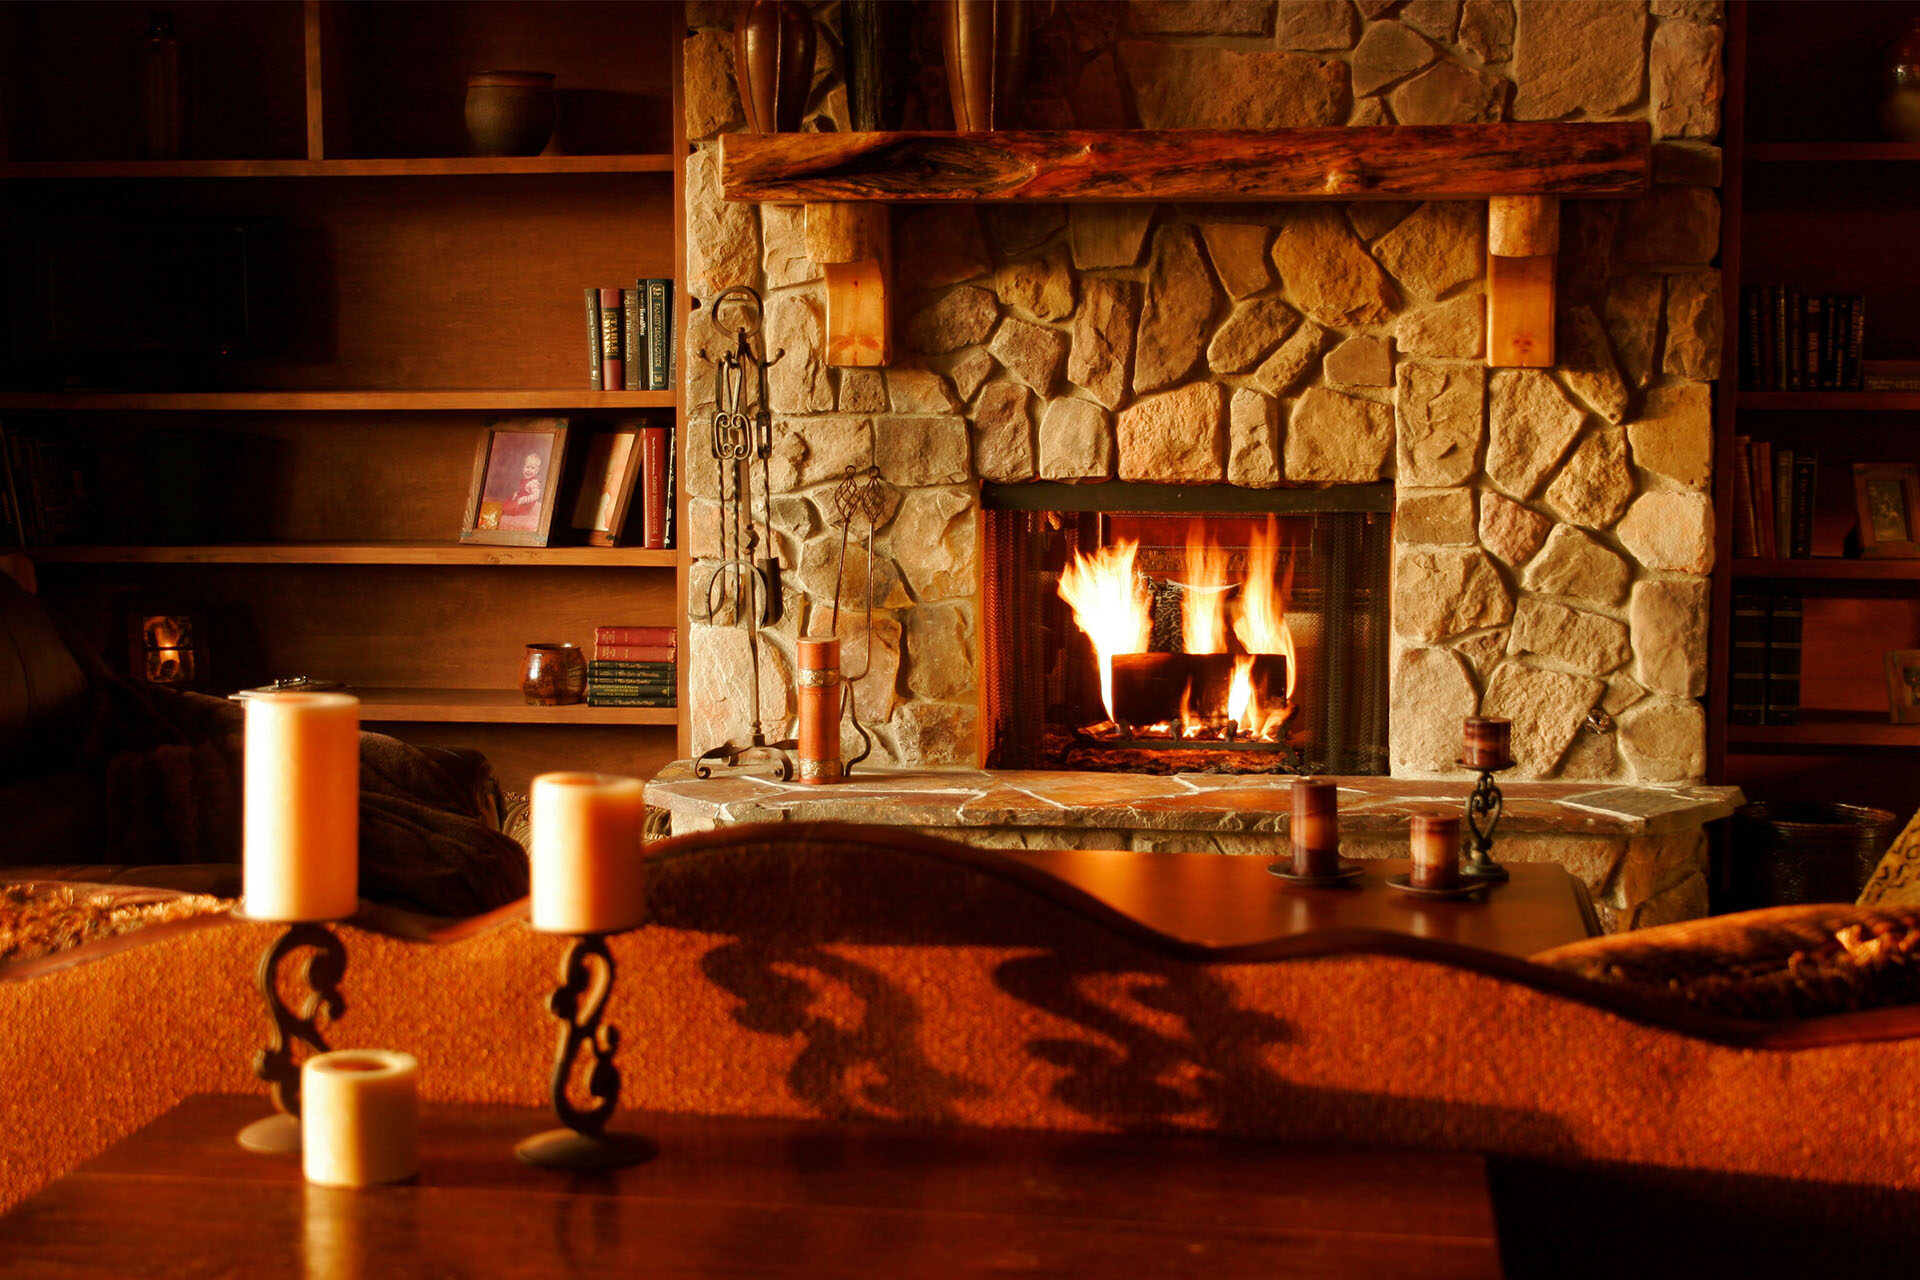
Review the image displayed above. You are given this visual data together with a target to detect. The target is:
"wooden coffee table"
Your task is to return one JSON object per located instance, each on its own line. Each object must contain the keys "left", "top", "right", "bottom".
{"left": 1002, "top": 849, "right": 1601, "bottom": 958}
{"left": 0, "top": 1095, "right": 1502, "bottom": 1278}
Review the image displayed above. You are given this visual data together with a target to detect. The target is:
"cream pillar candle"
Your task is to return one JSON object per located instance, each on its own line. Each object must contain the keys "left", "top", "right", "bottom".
{"left": 301, "top": 1050, "right": 419, "bottom": 1187}
{"left": 529, "top": 771, "right": 647, "bottom": 934}
{"left": 1409, "top": 812, "right": 1462, "bottom": 890}
{"left": 244, "top": 691, "right": 361, "bottom": 922}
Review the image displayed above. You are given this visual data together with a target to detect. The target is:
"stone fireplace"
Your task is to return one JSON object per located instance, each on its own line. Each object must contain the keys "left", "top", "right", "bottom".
{"left": 673, "top": 2, "right": 1730, "bottom": 927}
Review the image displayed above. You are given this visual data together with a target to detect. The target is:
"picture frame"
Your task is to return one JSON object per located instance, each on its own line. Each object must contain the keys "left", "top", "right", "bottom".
{"left": 1887, "top": 650, "right": 1920, "bottom": 724}
{"left": 1852, "top": 462, "right": 1920, "bottom": 558}
{"left": 461, "top": 418, "right": 569, "bottom": 547}
{"left": 565, "top": 428, "right": 643, "bottom": 547}
{"left": 127, "top": 610, "right": 206, "bottom": 686}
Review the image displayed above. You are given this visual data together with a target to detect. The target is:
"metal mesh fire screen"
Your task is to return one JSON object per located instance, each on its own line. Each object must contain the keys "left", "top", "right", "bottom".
{"left": 981, "top": 483, "right": 1393, "bottom": 775}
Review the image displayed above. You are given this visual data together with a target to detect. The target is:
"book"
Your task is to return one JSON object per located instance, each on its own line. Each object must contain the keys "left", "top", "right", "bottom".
{"left": 641, "top": 424, "right": 670, "bottom": 550}
{"left": 644, "top": 278, "right": 673, "bottom": 391}
{"left": 1752, "top": 440, "right": 1776, "bottom": 560}
{"left": 1731, "top": 436, "right": 1757, "bottom": 559}
{"left": 593, "top": 643, "right": 677, "bottom": 662}
{"left": 1847, "top": 297, "right": 1867, "bottom": 389}
{"left": 594, "top": 625, "right": 676, "bottom": 646}
{"left": 584, "top": 288, "right": 603, "bottom": 390}
{"left": 1763, "top": 593, "right": 1803, "bottom": 726}
{"left": 598, "top": 286, "right": 624, "bottom": 391}
{"left": 1772, "top": 447, "right": 1793, "bottom": 560}
{"left": 587, "top": 694, "right": 677, "bottom": 707}
{"left": 1803, "top": 293, "right": 1823, "bottom": 390}
{"left": 1771, "top": 284, "right": 1790, "bottom": 392}
{"left": 1789, "top": 451, "right": 1817, "bottom": 558}
{"left": 622, "top": 287, "right": 643, "bottom": 391}
{"left": 586, "top": 683, "right": 676, "bottom": 697}
{"left": 1729, "top": 593, "right": 1769, "bottom": 726}
{"left": 1740, "top": 285, "right": 1763, "bottom": 390}
{"left": 588, "top": 661, "right": 676, "bottom": 677}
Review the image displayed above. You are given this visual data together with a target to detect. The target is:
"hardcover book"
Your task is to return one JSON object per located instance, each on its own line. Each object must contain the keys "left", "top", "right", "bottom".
{"left": 622, "top": 288, "right": 643, "bottom": 391}
{"left": 641, "top": 424, "right": 671, "bottom": 550}
{"left": 584, "top": 288, "right": 603, "bottom": 390}
{"left": 599, "top": 286, "right": 624, "bottom": 392}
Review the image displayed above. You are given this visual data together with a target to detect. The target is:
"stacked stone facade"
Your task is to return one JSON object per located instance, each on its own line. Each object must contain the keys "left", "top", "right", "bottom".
{"left": 683, "top": 0, "right": 1725, "bottom": 828}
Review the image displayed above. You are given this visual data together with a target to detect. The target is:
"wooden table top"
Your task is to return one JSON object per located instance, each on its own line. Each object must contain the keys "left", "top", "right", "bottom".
{"left": 0, "top": 1095, "right": 1502, "bottom": 1279}
{"left": 999, "top": 850, "right": 1600, "bottom": 959}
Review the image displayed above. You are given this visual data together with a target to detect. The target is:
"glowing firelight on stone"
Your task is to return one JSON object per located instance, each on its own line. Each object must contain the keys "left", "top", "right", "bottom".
{"left": 1057, "top": 539, "right": 1152, "bottom": 723}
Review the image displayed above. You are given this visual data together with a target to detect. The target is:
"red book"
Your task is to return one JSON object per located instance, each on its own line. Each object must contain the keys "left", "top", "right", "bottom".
{"left": 641, "top": 424, "right": 670, "bottom": 550}
{"left": 598, "top": 287, "right": 624, "bottom": 391}
{"left": 594, "top": 625, "right": 676, "bottom": 646}
{"left": 594, "top": 644, "right": 677, "bottom": 662}
{"left": 1731, "top": 436, "right": 1757, "bottom": 559}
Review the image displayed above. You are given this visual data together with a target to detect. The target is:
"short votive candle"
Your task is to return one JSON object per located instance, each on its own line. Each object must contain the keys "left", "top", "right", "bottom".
{"left": 243, "top": 691, "right": 361, "bottom": 922}
{"left": 1290, "top": 777, "right": 1340, "bottom": 877}
{"left": 1462, "top": 716, "right": 1513, "bottom": 770}
{"left": 1409, "top": 812, "right": 1462, "bottom": 890}
{"left": 529, "top": 771, "right": 647, "bottom": 934}
{"left": 301, "top": 1050, "right": 419, "bottom": 1187}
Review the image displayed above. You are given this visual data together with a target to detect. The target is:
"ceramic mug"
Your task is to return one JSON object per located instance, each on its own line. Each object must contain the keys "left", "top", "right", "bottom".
{"left": 521, "top": 643, "right": 586, "bottom": 706}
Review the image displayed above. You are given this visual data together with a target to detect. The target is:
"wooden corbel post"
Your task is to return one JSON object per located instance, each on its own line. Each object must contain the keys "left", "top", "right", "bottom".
{"left": 804, "top": 202, "right": 891, "bottom": 367}
{"left": 1486, "top": 195, "right": 1559, "bottom": 368}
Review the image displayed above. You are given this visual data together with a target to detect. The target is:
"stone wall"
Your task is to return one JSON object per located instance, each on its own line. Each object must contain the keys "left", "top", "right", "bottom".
{"left": 683, "top": 0, "right": 1726, "bottom": 783}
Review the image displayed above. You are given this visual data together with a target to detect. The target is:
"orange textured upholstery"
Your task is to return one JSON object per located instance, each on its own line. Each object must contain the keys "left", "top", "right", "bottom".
{"left": 6, "top": 822, "right": 1920, "bottom": 1214}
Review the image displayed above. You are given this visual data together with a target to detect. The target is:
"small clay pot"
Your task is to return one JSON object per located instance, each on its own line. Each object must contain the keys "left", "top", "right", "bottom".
{"left": 465, "top": 70, "right": 557, "bottom": 157}
{"left": 521, "top": 642, "right": 586, "bottom": 706}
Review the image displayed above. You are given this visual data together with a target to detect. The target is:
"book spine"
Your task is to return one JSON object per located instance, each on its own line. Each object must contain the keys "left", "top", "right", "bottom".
{"left": 1848, "top": 296, "right": 1866, "bottom": 390}
{"left": 586, "top": 695, "right": 677, "bottom": 707}
{"left": 594, "top": 625, "right": 677, "bottom": 645}
{"left": 1772, "top": 447, "right": 1793, "bottom": 559}
{"left": 1789, "top": 451, "right": 1817, "bottom": 558}
{"left": 1740, "top": 285, "right": 1762, "bottom": 390}
{"left": 645, "top": 278, "right": 672, "bottom": 391}
{"left": 1826, "top": 295, "right": 1843, "bottom": 389}
{"left": 589, "top": 660, "right": 676, "bottom": 674}
{"left": 1804, "top": 293, "right": 1822, "bottom": 390}
{"left": 585, "top": 681, "right": 676, "bottom": 694}
{"left": 1770, "top": 284, "right": 1789, "bottom": 390}
{"left": 1753, "top": 440, "right": 1775, "bottom": 560}
{"left": 585, "top": 288, "right": 603, "bottom": 390}
{"left": 664, "top": 425, "right": 677, "bottom": 547}
{"left": 622, "top": 287, "right": 643, "bottom": 391}
{"left": 592, "top": 644, "right": 677, "bottom": 662}
{"left": 1732, "top": 436, "right": 1757, "bottom": 559}
{"left": 1763, "top": 593, "right": 1802, "bottom": 726}
{"left": 641, "top": 424, "right": 669, "bottom": 550}
{"left": 598, "top": 286, "right": 624, "bottom": 392}
{"left": 1729, "top": 593, "right": 1769, "bottom": 726}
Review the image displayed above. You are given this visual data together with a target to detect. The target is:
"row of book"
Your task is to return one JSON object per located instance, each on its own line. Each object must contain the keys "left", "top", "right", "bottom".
{"left": 588, "top": 624, "right": 676, "bottom": 707}
{"left": 0, "top": 424, "right": 94, "bottom": 546}
{"left": 1729, "top": 593, "right": 1803, "bottom": 726}
{"left": 1730, "top": 437, "right": 1817, "bottom": 560}
{"left": 586, "top": 281, "right": 676, "bottom": 391}
{"left": 1739, "top": 284, "right": 1866, "bottom": 391}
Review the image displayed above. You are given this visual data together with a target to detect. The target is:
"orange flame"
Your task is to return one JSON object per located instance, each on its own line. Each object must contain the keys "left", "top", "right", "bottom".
{"left": 1226, "top": 655, "right": 1255, "bottom": 728}
{"left": 1057, "top": 539, "right": 1152, "bottom": 723}
{"left": 1180, "top": 521, "right": 1230, "bottom": 654}
{"left": 1232, "top": 515, "right": 1297, "bottom": 702}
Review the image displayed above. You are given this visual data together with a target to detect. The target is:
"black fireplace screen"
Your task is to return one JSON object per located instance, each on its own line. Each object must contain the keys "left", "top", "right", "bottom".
{"left": 981, "top": 484, "right": 1392, "bottom": 775}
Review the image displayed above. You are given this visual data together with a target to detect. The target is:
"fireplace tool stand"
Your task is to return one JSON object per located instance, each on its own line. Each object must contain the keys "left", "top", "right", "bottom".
{"left": 694, "top": 286, "right": 795, "bottom": 781}
{"left": 827, "top": 463, "right": 887, "bottom": 775}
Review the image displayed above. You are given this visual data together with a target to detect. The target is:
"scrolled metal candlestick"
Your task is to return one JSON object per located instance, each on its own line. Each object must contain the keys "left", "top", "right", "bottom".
{"left": 516, "top": 933, "right": 658, "bottom": 1171}
{"left": 238, "top": 921, "right": 347, "bottom": 1154}
{"left": 1460, "top": 766, "right": 1511, "bottom": 884}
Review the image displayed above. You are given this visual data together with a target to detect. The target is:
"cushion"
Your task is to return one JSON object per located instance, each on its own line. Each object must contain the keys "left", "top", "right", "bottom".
{"left": 1858, "top": 806, "right": 1920, "bottom": 907}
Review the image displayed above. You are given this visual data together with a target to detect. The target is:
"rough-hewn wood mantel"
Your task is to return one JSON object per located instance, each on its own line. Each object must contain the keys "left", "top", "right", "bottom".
{"left": 720, "top": 122, "right": 1650, "bottom": 204}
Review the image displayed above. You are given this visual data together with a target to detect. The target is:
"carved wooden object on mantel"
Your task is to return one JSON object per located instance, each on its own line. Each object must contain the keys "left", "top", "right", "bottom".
{"left": 722, "top": 124, "right": 1650, "bottom": 369}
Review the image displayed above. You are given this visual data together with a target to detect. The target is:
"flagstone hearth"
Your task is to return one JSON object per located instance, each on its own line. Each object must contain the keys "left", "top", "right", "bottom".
{"left": 647, "top": 766, "right": 1741, "bottom": 934}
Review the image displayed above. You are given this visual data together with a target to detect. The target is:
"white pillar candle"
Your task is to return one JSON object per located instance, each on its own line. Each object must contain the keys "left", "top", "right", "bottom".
{"left": 529, "top": 771, "right": 647, "bottom": 934}
{"left": 244, "top": 692, "right": 360, "bottom": 922}
{"left": 301, "top": 1049, "right": 419, "bottom": 1187}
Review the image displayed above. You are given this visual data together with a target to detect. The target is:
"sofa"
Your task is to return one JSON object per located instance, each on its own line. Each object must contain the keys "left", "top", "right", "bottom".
{"left": 3, "top": 820, "right": 1919, "bottom": 1274}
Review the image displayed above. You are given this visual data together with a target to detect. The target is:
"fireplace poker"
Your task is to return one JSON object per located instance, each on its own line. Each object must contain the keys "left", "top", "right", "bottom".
{"left": 693, "top": 287, "right": 795, "bottom": 781}
{"left": 795, "top": 463, "right": 887, "bottom": 782}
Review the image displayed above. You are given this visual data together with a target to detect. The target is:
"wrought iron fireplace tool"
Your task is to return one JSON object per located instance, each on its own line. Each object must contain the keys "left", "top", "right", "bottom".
{"left": 693, "top": 286, "right": 795, "bottom": 780}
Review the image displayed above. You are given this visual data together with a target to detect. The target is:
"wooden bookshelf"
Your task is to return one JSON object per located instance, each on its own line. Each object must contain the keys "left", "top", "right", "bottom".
{"left": 1745, "top": 142, "right": 1920, "bottom": 164}
{"left": 0, "top": 1, "right": 691, "bottom": 788}
{"left": 1736, "top": 392, "right": 1920, "bottom": 412}
{"left": 1727, "top": 710, "right": 1920, "bottom": 750}
{"left": 1732, "top": 558, "right": 1920, "bottom": 582}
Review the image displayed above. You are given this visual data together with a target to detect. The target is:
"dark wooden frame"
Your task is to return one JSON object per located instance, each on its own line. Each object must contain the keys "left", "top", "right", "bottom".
{"left": 1886, "top": 649, "right": 1920, "bottom": 724}
{"left": 1853, "top": 462, "right": 1920, "bottom": 558}
{"left": 565, "top": 427, "right": 643, "bottom": 547}
{"left": 459, "top": 419, "right": 570, "bottom": 548}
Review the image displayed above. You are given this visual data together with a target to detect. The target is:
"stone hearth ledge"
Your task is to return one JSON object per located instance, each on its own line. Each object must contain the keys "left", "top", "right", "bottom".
{"left": 647, "top": 766, "right": 1741, "bottom": 934}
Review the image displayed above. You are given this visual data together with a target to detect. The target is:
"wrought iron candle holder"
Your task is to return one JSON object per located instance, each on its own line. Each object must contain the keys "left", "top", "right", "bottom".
{"left": 237, "top": 920, "right": 348, "bottom": 1154}
{"left": 516, "top": 932, "right": 658, "bottom": 1171}
{"left": 1458, "top": 715, "right": 1514, "bottom": 885}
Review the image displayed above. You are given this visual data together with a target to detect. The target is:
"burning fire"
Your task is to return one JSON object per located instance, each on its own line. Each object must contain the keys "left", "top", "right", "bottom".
{"left": 1058, "top": 516, "right": 1297, "bottom": 743}
{"left": 1056, "top": 538, "right": 1152, "bottom": 723}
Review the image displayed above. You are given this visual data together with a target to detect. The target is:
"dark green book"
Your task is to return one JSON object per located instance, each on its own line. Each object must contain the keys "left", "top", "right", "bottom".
{"left": 587, "top": 694, "right": 676, "bottom": 707}
{"left": 588, "top": 661, "right": 676, "bottom": 678}
{"left": 1729, "top": 593, "right": 1768, "bottom": 727}
{"left": 645, "top": 277, "right": 673, "bottom": 391}
{"left": 1763, "top": 593, "right": 1802, "bottom": 726}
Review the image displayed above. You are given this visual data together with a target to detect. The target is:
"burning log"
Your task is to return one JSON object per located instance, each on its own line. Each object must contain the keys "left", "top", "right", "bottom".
{"left": 1110, "top": 652, "right": 1288, "bottom": 736}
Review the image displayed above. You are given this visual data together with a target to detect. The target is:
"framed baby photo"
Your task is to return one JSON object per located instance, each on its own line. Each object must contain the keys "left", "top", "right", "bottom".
{"left": 565, "top": 427, "right": 642, "bottom": 547}
{"left": 1853, "top": 462, "right": 1920, "bottom": 559}
{"left": 461, "top": 418, "right": 569, "bottom": 547}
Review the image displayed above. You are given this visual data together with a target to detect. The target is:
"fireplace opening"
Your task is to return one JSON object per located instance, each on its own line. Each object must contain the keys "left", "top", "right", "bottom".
{"left": 982, "top": 484, "right": 1392, "bottom": 775}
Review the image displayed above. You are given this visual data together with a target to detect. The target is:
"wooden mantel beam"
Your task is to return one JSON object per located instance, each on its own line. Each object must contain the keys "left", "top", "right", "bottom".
{"left": 722, "top": 123, "right": 1650, "bottom": 204}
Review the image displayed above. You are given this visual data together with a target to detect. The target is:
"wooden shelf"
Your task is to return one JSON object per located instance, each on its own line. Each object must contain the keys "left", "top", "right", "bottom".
{"left": 721, "top": 123, "right": 1651, "bottom": 203}
{"left": 1732, "top": 558, "right": 1920, "bottom": 581}
{"left": 0, "top": 391, "right": 675, "bottom": 412}
{"left": 353, "top": 688, "right": 677, "bottom": 725}
{"left": 1728, "top": 710, "right": 1920, "bottom": 750}
{"left": 1746, "top": 142, "right": 1920, "bottom": 164}
{"left": 0, "top": 155, "right": 676, "bottom": 181}
{"left": 28, "top": 543, "right": 678, "bottom": 567}
{"left": 1735, "top": 391, "right": 1920, "bottom": 411}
